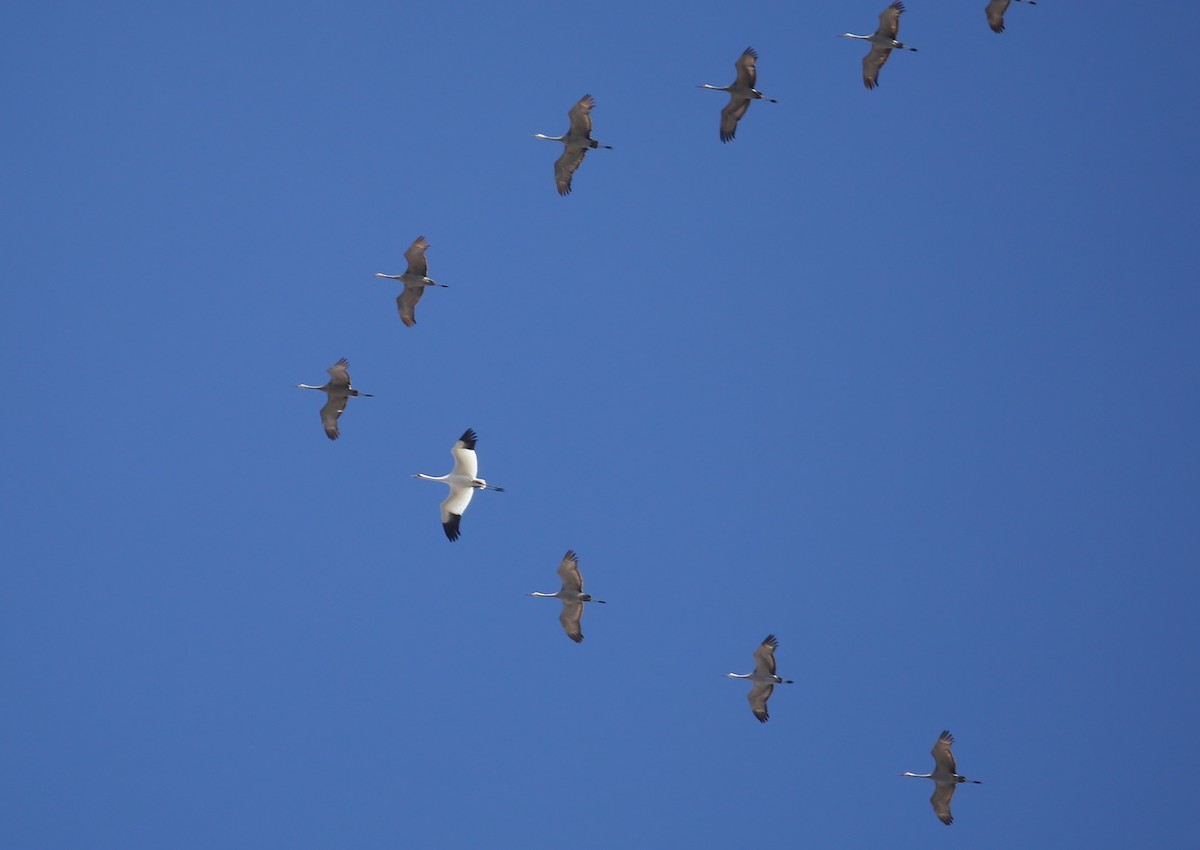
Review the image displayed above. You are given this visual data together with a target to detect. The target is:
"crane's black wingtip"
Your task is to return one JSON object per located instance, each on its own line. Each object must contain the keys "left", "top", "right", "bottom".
{"left": 443, "top": 514, "right": 462, "bottom": 541}
{"left": 458, "top": 428, "right": 478, "bottom": 449}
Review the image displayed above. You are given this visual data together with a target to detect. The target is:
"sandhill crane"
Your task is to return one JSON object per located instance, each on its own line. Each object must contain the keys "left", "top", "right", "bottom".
{"left": 375, "top": 235, "right": 447, "bottom": 327}
{"left": 902, "top": 730, "right": 983, "bottom": 825}
{"left": 697, "top": 47, "right": 777, "bottom": 143}
{"left": 841, "top": 2, "right": 918, "bottom": 89}
{"left": 295, "top": 358, "right": 373, "bottom": 441}
{"left": 527, "top": 550, "right": 606, "bottom": 643}
{"left": 726, "top": 634, "right": 795, "bottom": 723}
{"left": 413, "top": 428, "right": 504, "bottom": 541}
{"left": 532, "top": 94, "right": 612, "bottom": 196}
{"left": 985, "top": 0, "right": 1035, "bottom": 33}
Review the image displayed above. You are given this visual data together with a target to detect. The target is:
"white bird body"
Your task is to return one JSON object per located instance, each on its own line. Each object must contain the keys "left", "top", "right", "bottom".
{"left": 296, "top": 357, "right": 373, "bottom": 440}
{"left": 375, "top": 235, "right": 448, "bottom": 327}
{"left": 726, "top": 634, "right": 795, "bottom": 723}
{"left": 413, "top": 428, "right": 504, "bottom": 541}
{"left": 697, "top": 47, "right": 777, "bottom": 143}
{"left": 985, "top": 0, "right": 1036, "bottom": 33}
{"left": 533, "top": 94, "right": 612, "bottom": 196}
{"left": 527, "top": 550, "right": 606, "bottom": 643}
{"left": 841, "top": 2, "right": 918, "bottom": 89}
{"left": 902, "top": 730, "right": 983, "bottom": 825}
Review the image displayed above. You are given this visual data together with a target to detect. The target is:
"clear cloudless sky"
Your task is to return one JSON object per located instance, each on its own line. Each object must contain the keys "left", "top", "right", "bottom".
{"left": 3, "top": 2, "right": 1198, "bottom": 847}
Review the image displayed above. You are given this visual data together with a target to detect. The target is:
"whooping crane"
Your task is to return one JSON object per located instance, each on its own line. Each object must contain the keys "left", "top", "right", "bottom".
{"left": 532, "top": 94, "right": 613, "bottom": 196}
{"left": 985, "top": 0, "right": 1036, "bottom": 33}
{"left": 901, "top": 730, "right": 983, "bottom": 825}
{"left": 413, "top": 428, "right": 504, "bottom": 541}
{"left": 841, "top": 2, "right": 919, "bottom": 90}
{"left": 726, "top": 634, "right": 794, "bottom": 723}
{"left": 527, "top": 550, "right": 606, "bottom": 643}
{"left": 295, "top": 357, "right": 373, "bottom": 441}
{"left": 375, "top": 235, "right": 448, "bottom": 327}
{"left": 697, "top": 47, "right": 777, "bottom": 143}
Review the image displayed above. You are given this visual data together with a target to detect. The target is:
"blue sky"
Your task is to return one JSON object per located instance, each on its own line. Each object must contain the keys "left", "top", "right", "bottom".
{"left": 4, "top": 1, "right": 1198, "bottom": 847}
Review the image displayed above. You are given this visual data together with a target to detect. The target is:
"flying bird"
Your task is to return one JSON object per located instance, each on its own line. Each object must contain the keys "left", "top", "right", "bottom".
{"left": 532, "top": 94, "right": 613, "bottom": 196}
{"left": 901, "top": 730, "right": 983, "bottom": 825}
{"left": 697, "top": 47, "right": 777, "bottom": 143}
{"left": 841, "top": 2, "right": 919, "bottom": 89}
{"left": 375, "top": 235, "right": 448, "bottom": 327}
{"left": 725, "top": 634, "right": 795, "bottom": 723}
{"left": 295, "top": 358, "right": 373, "bottom": 441}
{"left": 413, "top": 428, "right": 504, "bottom": 541}
{"left": 985, "top": 0, "right": 1036, "bottom": 33}
{"left": 527, "top": 550, "right": 606, "bottom": 643}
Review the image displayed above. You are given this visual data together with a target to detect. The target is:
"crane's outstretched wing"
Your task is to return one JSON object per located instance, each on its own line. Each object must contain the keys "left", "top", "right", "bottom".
{"left": 397, "top": 285, "right": 424, "bottom": 327}
{"left": 932, "top": 730, "right": 958, "bottom": 774}
{"left": 748, "top": 681, "right": 774, "bottom": 723}
{"left": 559, "top": 600, "right": 584, "bottom": 643}
{"left": 878, "top": 1, "right": 905, "bottom": 40}
{"left": 404, "top": 236, "right": 429, "bottom": 277}
{"left": 554, "top": 147, "right": 587, "bottom": 196}
{"left": 319, "top": 395, "right": 346, "bottom": 440}
{"left": 862, "top": 45, "right": 893, "bottom": 89}
{"left": 720, "top": 97, "right": 752, "bottom": 143}
{"left": 931, "top": 783, "right": 956, "bottom": 825}
{"left": 567, "top": 95, "right": 596, "bottom": 138}
{"left": 440, "top": 486, "right": 474, "bottom": 541}
{"left": 450, "top": 429, "right": 480, "bottom": 478}
{"left": 752, "top": 634, "right": 780, "bottom": 677}
{"left": 557, "top": 550, "right": 584, "bottom": 593}
{"left": 734, "top": 47, "right": 758, "bottom": 89}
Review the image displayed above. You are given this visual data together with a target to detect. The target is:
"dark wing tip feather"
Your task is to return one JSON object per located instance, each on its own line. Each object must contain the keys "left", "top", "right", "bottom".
{"left": 444, "top": 513, "right": 462, "bottom": 541}
{"left": 762, "top": 634, "right": 779, "bottom": 648}
{"left": 741, "top": 46, "right": 758, "bottom": 59}
{"left": 459, "top": 428, "right": 478, "bottom": 449}
{"left": 891, "top": 1, "right": 906, "bottom": 12}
